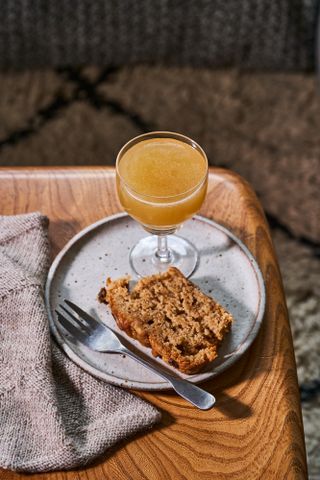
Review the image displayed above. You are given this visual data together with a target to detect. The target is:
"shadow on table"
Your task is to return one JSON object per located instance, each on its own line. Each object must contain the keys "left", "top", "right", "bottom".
{"left": 214, "top": 391, "right": 253, "bottom": 419}
{"left": 49, "top": 219, "right": 82, "bottom": 259}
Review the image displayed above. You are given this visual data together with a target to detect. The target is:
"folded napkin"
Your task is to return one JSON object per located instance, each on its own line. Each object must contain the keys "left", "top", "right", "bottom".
{"left": 0, "top": 213, "right": 160, "bottom": 473}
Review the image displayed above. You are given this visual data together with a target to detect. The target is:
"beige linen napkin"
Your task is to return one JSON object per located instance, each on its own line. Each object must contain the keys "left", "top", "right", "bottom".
{"left": 0, "top": 212, "right": 160, "bottom": 473}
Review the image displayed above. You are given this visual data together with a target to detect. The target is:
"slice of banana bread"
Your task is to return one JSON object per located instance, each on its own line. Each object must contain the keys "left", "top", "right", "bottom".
{"left": 98, "top": 267, "right": 233, "bottom": 374}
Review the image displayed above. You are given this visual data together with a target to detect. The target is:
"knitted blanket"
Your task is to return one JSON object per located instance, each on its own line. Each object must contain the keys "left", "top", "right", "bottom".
{"left": 0, "top": 212, "right": 160, "bottom": 472}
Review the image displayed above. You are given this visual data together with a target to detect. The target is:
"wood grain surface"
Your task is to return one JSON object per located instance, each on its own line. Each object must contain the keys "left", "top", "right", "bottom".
{"left": 0, "top": 167, "right": 307, "bottom": 479}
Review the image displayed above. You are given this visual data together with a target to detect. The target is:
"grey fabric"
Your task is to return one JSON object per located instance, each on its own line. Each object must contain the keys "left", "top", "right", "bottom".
{"left": 0, "top": 212, "right": 160, "bottom": 473}
{"left": 0, "top": 0, "right": 318, "bottom": 70}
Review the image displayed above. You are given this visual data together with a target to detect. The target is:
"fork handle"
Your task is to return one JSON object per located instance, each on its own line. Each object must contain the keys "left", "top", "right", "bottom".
{"left": 122, "top": 348, "right": 215, "bottom": 410}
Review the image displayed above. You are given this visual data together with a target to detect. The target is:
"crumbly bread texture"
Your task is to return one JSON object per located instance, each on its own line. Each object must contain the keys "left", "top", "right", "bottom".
{"left": 98, "top": 267, "right": 233, "bottom": 374}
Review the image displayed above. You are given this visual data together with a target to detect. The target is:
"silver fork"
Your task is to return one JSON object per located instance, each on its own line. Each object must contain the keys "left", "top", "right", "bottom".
{"left": 55, "top": 300, "right": 215, "bottom": 410}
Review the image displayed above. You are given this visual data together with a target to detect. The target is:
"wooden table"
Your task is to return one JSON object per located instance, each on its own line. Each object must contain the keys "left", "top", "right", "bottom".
{"left": 0, "top": 167, "right": 307, "bottom": 479}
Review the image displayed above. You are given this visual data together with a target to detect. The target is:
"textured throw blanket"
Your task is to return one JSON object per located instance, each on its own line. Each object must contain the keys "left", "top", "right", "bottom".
{"left": 0, "top": 212, "right": 160, "bottom": 472}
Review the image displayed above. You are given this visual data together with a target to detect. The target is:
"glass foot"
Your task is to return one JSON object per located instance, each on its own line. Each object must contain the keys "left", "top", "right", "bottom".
{"left": 129, "top": 235, "right": 198, "bottom": 278}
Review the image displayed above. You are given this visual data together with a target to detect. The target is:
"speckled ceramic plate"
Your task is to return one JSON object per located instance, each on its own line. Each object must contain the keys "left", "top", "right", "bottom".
{"left": 45, "top": 213, "right": 266, "bottom": 390}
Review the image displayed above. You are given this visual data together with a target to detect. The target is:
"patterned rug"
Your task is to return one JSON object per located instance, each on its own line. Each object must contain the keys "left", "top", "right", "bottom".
{"left": 0, "top": 66, "right": 319, "bottom": 477}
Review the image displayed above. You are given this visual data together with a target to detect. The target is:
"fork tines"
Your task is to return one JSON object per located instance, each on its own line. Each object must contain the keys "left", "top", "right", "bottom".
{"left": 55, "top": 299, "right": 97, "bottom": 340}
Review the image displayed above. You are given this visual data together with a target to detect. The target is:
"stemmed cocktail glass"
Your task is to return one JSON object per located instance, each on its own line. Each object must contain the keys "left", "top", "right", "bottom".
{"left": 116, "top": 131, "right": 208, "bottom": 278}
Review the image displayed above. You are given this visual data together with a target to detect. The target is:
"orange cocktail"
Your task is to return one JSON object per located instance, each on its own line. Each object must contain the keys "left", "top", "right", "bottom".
{"left": 116, "top": 132, "right": 208, "bottom": 278}
{"left": 117, "top": 137, "right": 208, "bottom": 232}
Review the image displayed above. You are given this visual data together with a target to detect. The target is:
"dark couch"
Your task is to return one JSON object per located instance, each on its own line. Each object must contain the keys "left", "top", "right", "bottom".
{"left": 0, "top": 0, "right": 318, "bottom": 70}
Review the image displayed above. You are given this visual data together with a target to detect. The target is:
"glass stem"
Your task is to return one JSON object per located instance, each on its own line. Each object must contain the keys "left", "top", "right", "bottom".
{"left": 155, "top": 235, "right": 172, "bottom": 263}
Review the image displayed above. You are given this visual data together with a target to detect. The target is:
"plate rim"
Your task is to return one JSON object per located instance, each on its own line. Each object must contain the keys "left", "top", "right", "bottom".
{"left": 45, "top": 212, "right": 266, "bottom": 390}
